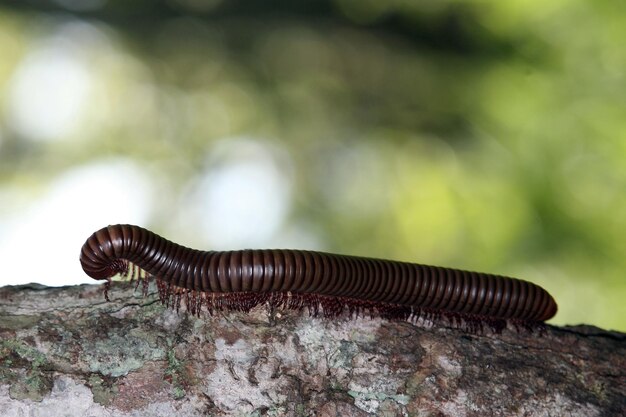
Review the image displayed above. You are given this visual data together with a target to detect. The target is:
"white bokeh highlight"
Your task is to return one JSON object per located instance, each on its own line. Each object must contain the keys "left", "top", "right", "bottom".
{"left": 180, "top": 138, "right": 293, "bottom": 250}
{"left": 0, "top": 159, "right": 153, "bottom": 286}
{"left": 6, "top": 25, "right": 95, "bottom": 142}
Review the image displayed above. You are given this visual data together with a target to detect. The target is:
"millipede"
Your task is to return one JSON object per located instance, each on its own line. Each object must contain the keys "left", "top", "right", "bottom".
{"left": 79, "top": 224, "right": 557, "bottom": 331}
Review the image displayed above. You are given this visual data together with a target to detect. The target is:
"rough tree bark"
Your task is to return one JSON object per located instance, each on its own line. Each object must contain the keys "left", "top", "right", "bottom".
{"left": 0, "top": 283, "right": 624, "bottom": 417}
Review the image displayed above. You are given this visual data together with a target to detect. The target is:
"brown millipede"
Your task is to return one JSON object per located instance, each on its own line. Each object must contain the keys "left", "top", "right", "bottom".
{"left": 80, "top": 224, "right": 557, "bottom": 330}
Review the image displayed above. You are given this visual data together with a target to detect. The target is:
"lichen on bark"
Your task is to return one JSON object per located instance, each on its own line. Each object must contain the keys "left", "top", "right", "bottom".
{"left": 1, "top": 283, "right": 624, "bottom": 416}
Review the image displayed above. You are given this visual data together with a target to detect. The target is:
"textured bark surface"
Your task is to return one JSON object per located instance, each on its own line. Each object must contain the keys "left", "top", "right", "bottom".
{"left": 0, "top": 283, "right": 624, "bottom": 417}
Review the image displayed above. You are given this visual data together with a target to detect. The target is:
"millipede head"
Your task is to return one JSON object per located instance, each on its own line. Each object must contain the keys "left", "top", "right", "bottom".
{"left": 79, "top": 256, "right": 129, "bottom": 281}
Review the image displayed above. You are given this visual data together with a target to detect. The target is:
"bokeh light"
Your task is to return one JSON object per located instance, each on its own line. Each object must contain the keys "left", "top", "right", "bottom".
{"left": 0, "top": 159, "right": 153, "bottom": 286}
{"left": 176, "top": 138, "right": 293, "bottom": 249}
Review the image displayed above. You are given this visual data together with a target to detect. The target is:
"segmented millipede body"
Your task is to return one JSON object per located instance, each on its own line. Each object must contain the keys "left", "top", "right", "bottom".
{"left": 80, "top": 224, "right": 557, "bottom": 330}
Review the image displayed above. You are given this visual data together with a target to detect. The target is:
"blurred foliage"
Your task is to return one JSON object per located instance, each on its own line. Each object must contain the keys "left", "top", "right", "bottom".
{"left": 0, "top": 0, "right": 624, "bottom": 330}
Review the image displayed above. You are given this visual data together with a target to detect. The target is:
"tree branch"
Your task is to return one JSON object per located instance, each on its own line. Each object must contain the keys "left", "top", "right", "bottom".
{"left": 1, "top": 283, "right": 624, "bottom": 416}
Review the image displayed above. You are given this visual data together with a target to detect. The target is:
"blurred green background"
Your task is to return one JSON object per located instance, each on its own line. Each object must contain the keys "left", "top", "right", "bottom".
{"left": 0, "top": 0, "right": 624, "bottom": 331}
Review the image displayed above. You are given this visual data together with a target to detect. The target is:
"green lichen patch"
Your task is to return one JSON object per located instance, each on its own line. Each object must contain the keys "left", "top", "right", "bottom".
{"left": 294, "top": 403, "right": 307, "bottom": 416}
{"left": 332, "top": 340, "right": 359, "bottom": 368}
{"left": 1, "top": 338, "right": 54, "bottom": 401}
{"left": 0, "top": 314, "right": 40, "bottom": 331}
{"left": 83, "top": 333, "right": 165, "bottom": 377}
{"left": 87, "top": 374, "right": 119, "bottom": 406}
{"left": 348, "top": 389, "right": 410, "bottom": 414}
{"left": 348, "top": 390, "right": 409, "bottom": 403}
{"left": 164, "top": 347, "right": 187, "bottom": 399}
{"left": 1, "top": 338, "right": 49, "bottom": 369}
{"left": 8, "top": 369, "right": 53, "bottom": 402}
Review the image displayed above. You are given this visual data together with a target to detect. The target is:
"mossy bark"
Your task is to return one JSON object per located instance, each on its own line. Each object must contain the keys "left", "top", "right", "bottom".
{"left": 1, "top": 283, "right": 624, "bottom": 416}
